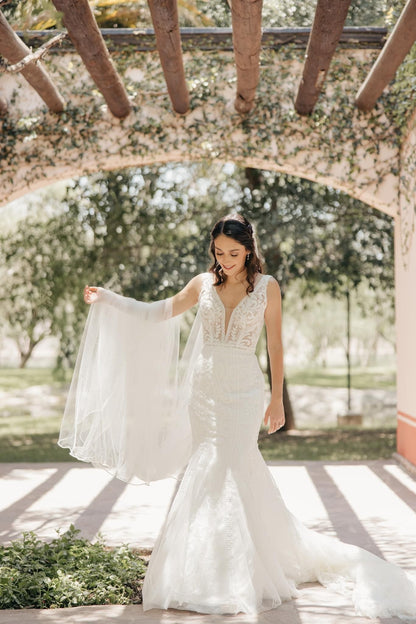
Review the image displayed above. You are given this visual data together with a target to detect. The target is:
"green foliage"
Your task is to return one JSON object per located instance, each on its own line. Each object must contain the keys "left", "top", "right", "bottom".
{"left": 2, "top": 0, "right": 391, "bottom": 29}
{"left": 258, "top": 427, "right": 396, "bottom": 461}
{"left": 61, "top": 164, "right": 394, "bottom": 304}
{"left": 390, "top": 45, "right": 416, "bottom": 132}
{"left": 0, "top": 162, "right": 394, "bottom": 368}
{"left": 238, "top": 168, "right": 394, "bottom": 298}
{"left": 0, "top": 525, "right": 146, "bottom": 609}
{"left": 59, "top": 165, "right": 237, "bottom": 302}
{"left": 0, "top": 209, "right": 89, "bottom": 368}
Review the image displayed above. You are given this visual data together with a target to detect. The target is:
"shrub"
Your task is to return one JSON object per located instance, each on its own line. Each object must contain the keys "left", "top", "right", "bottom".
{"left": 0, "top": 525, "right": 147, "bottom": 609}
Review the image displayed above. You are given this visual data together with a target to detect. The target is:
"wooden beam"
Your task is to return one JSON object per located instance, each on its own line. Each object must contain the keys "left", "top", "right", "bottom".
{"left": 21, "top": 27, "right": 389, "bottom": 54}
{"left": 355, "top": 0, "right": 416, "bottom": 112}
{"left": 295, "top": 0, "right": 352, "bottom": 115}
{"left": 0, "top": 11, "right": 65, "bottom": 113}
{"left": 51, "top": 0, "right": 131, "bottom": 119}
{"left": 231, "top": 0, "right": 263, "bottom": 114}
{"left": 146, "top": 0, "right": 189, "bottom": 114}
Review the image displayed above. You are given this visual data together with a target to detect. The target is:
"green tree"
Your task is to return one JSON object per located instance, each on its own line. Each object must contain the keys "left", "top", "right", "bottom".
{"left": 240, "top": 167, "right": 394, "bottom": 422}
{"left": 0, "top": 212, "right": 86, "bottom": 367}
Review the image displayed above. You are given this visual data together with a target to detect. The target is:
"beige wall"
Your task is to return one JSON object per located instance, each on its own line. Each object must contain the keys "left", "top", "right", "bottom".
{"left": 396, "top": 117, "right": 416, "bottom": 464}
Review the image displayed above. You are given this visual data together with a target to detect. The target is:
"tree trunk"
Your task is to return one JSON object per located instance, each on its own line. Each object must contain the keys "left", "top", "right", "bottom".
{"left": 346, "top": 286, "right": 352, "bottom": 412}
{"left": 266, "top": 351, "right": 296, "bottom": 431}
{"left": 18, "top": 337, "right": 38, "bottom": 368}
{"left": 282, "top": 377, "right": 296, "bottom": 430}
{"left": 51, "top": 0, "right": 131, "bottom": 118}
{"left": 0, "top": 10, "right": 65, "bottom": 112}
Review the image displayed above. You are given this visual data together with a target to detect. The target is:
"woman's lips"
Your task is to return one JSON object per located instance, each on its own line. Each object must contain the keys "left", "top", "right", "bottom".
{"left": 222, "top": 265, "right": 235, "bottom": 270}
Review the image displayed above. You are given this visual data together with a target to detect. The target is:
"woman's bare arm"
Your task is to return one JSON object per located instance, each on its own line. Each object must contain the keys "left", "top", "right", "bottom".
{"left": 83, "top": 274, "right": 204, "bottom": 318}
{"left": 170, "top": 274, "right": 204, "bottom": 317}
{"left": 263, "top": 278, "right": 285, "bottom": 433}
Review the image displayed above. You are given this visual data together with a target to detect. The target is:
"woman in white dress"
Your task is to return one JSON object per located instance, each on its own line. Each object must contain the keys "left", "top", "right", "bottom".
{"left": 59, "top": 214, "right": 416, "bottom": 619}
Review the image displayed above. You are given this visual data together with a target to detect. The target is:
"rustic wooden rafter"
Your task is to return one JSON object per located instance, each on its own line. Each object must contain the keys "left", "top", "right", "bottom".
{"left": 231, "top": 0, "right": 263, "bottom": 114}
{"left": 146, "top": 0, "right": 189, "bottom": 115}
{"left": 295, "top": 0, "right": 352, "bottom": 115}
{"left": 51, "top": 0, "right": 131, "bottom": 119}
{"left": 355, "top": 0, "right": 416, "bottom": 112}
{"left": 0, "top": 10, "right": 65, "bottom": 113}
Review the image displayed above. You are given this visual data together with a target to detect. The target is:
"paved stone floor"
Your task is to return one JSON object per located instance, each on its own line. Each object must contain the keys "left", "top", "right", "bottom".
{"left": 0, "top": 459, "right": 415, "bottom": 623}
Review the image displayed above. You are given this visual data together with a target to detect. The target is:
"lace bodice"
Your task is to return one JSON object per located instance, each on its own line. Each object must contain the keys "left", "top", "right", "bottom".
{"left": 198, "top": 273, "right": 272, "bottom": 353}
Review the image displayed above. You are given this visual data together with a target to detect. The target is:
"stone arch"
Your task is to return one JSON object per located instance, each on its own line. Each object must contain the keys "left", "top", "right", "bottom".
{"left": 1, "top": 46, "right": 415, "bottom": 465}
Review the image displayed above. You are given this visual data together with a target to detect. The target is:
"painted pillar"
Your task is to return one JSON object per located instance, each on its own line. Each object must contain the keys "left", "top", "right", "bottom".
{"left": 396, "top": 118, "right": 416, "bottom": 466}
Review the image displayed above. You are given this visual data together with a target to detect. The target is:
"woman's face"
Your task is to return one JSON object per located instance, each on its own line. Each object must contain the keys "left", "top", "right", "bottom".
{"left": 213, "top": 234, "right": 249, "bottom": 279}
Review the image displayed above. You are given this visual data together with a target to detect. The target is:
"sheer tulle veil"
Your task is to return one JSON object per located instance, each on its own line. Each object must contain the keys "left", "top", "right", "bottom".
{"left": 59, "top": 290, "right": 203, "bottom": 485}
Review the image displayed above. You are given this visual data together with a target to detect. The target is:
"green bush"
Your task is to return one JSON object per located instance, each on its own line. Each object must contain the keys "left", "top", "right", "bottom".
{"left": 0, "top": 525, "right": 146, "bottom": 609}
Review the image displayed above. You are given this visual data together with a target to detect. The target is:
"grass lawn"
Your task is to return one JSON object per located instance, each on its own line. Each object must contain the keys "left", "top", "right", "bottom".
{"left": 0, "top": 367, "right": 72, "bottom": 391}
{"left": 0, "top": 367, "right": 397, "bottom": 463}
{"left": 0, "top": 368, "right": 74, "bottom": 461}
{"left": 0, "top": 413, "right": 77, "bottom": 462}
{"left": 258, "top": 427, "right": 397, "bottom": 462}
{"left": 0, "top": 411, "right": 397, "bottom": 462}
{"left": 286, "top": 365, "right": 396, "bottom": 390}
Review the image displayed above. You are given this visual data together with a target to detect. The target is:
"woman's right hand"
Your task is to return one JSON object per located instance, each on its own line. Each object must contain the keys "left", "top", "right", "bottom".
{"left": 84, "top": 285, "right": 99, "bottom": 305}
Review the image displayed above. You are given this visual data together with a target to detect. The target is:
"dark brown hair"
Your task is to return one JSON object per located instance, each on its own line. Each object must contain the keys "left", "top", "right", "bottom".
{"left": 209, "top": 214, "right": 263, "bottom": 293}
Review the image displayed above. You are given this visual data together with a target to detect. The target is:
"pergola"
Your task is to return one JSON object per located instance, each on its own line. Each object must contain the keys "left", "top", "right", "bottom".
{"left": 1, "top": 0, "right": 416, "bottom": 118}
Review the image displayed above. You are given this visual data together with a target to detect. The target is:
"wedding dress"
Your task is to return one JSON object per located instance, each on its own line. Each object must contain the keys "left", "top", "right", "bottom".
{"left": 59, "top": 272, "right": 416, "bottom": 619}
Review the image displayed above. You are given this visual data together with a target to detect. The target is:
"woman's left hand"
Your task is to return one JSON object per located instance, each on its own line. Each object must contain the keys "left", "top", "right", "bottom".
{"left": 264, "top": 398, "right": 285, "bottom": 434}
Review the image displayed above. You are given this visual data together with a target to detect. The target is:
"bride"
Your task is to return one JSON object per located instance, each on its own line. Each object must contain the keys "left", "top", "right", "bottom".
{"left": 59, "top": 214, "right": 416, "bottom": 619}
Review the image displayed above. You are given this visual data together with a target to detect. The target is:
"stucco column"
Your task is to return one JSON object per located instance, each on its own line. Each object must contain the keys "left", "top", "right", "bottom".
{"left": 396, "top": 120, "right": 416, "bottom": 466}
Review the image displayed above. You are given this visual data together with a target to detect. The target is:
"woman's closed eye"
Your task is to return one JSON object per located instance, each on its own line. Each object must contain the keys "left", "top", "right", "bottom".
{"left": 217, "top": 253, "right": 238, "bottom": 257}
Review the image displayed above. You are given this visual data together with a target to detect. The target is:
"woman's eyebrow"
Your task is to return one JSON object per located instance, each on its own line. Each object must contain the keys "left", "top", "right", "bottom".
{"left": 215, "top": 246, "right": 240, "bottom": 252}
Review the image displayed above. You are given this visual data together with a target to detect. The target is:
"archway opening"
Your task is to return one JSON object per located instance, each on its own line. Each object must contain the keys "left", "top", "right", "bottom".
{"left": 0, "top": 159, "right": 396, "bottom": 463}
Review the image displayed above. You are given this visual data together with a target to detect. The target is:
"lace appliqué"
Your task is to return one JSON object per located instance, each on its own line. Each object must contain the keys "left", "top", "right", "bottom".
{"left": 198, "top": 273, "right": 271, "bottom": 353}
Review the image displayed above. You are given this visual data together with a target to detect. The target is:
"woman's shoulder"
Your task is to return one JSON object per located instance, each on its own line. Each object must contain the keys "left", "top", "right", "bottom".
{"left": 194, "top": 272, "right": 214, "bottom": 284}
{"left": 262, "top": 275, "right": 281, "bottom": 301}
{"left": 259, "top": 273, "right": 278, "bottom": 286}
{"left": 186, "top": 272, "right": 213, "bottom": 297}
{"left": 258, "top": 274, "right": 281, "bottom": 297}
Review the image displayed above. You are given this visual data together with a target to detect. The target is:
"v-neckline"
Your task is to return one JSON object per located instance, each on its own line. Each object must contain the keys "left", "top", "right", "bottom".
{"left": 212, "top": 274, "right": 263, "bottom": 338}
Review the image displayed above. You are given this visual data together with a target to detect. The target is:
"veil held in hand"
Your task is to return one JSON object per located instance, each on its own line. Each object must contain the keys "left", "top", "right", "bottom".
{"left": 58, "top": 288, "right": 203, "bottom": 484}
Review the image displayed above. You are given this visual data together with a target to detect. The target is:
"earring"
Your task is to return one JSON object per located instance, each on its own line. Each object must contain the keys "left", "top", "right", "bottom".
{"left": 246, "top": 253, "right": 250, "bottom": 263}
